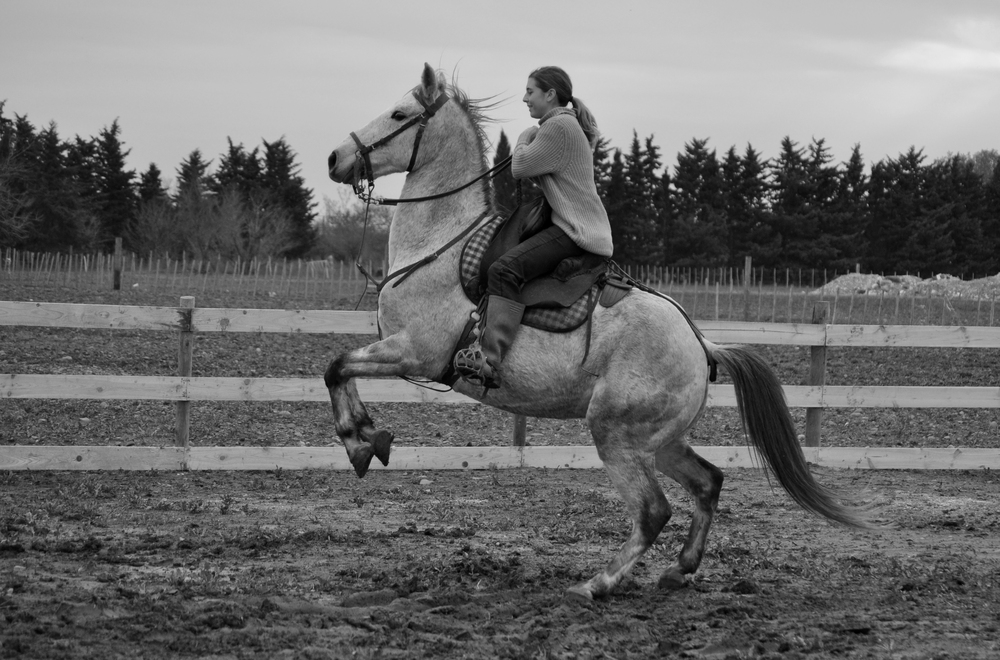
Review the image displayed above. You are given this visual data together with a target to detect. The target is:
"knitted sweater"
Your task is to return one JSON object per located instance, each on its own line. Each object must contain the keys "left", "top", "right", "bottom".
{"left": 511, "top": 108, "right": 614, "bottom": 257}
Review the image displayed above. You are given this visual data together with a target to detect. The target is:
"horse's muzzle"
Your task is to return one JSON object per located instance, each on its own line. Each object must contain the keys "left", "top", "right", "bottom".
{"left": 327, "top": 151, "right": 339, "bottom": 181}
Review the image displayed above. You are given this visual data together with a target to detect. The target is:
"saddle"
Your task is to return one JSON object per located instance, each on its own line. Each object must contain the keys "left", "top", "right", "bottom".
{"left": 460, "top": 197, "right": 610, "bottom": 332}
{"left": 439, "top": 199, "right": 633, "bottom": 386}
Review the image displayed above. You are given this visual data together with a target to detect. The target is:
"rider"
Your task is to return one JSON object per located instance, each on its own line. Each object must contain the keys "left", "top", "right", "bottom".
{"left": 455, "top": 66, "right": 614, "bottom": 389}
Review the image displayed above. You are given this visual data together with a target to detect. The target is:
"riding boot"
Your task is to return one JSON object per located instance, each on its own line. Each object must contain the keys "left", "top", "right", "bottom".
{"left": 454, "top": 295, "right": 526, "bottom": 389}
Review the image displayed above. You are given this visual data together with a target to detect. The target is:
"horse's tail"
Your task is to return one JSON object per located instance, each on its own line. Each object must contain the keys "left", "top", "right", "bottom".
{"left": 708, "top": 343, "right": 869, "bottom": 528}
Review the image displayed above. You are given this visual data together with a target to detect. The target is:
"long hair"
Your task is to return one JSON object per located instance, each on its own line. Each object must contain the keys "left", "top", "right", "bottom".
{"left": 529, "top": 66, "right": 600, "bottom": 150}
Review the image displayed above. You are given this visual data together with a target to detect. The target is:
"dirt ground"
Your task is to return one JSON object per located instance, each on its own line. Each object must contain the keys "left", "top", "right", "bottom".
{"left": 2, "top": 467, "right": 999, "bottom": 659}
{"left": 3, "top": 283, "right": 1000, "bottom": 658}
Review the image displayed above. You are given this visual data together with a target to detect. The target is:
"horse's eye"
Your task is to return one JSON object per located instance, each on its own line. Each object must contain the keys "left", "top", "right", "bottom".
{"left": 390, "top": 111, "right": 406, "bottom": 121}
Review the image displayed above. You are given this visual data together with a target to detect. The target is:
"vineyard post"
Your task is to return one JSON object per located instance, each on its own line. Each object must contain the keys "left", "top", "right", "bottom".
{"left": 176, "top": 296, "right": 195, "bottom": 447}
{"left": 805, "top": 301, "right": 829, "bottom": 447}
{"left": 743, "top": 256, "right": 752, "bottom": 321}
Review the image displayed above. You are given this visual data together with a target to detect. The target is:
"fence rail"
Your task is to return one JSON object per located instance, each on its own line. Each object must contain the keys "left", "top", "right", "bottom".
{"left": 2, "top": 298, "right": 999, "bottom": 471}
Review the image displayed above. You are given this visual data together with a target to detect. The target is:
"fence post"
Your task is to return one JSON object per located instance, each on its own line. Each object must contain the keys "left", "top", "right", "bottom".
{"left": 177, "top": 296, "right": 195, "bottom": 448}
{"left": 512, "top": 414, "right": 527, "bottom": 447}
{"left": 113, "top": 237, "right": 123, "bottom": 291}
{"left": 804, "top": 301, "right": 829, "bottom": 447}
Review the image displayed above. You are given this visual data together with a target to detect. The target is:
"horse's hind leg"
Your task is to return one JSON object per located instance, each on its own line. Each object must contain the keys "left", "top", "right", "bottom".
{"left": 567, "top": 438, "right": 672, "bottom": 601}
{"left": 324, "top": 336, "right": 420, "bottom": 477}
{"left": 654, "top": 442, "right": 724, "bottom": 589}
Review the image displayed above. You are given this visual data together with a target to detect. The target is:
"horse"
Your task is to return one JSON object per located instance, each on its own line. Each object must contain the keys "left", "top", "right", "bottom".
{"left": 323, "top": 63, "right": 867, "bottom": 601}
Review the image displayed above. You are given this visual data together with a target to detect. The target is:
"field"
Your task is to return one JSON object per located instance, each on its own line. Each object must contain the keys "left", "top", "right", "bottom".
{"left": 3, "top": 280, "right": 1000, "bottom": 659}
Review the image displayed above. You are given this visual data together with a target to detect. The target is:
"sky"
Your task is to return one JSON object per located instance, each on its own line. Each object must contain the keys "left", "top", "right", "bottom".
{"left": 2, "top": 0, "right": 999, "bottom": 206}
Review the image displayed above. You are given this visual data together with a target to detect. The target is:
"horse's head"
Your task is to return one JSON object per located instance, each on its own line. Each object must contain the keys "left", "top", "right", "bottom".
{"left": 328, "top": 63, "right": 451, "bottom": 188}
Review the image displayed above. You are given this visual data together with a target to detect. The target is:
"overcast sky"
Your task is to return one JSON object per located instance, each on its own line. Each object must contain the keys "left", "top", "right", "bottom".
{"left": 3, "top": 0, "right": 999, "bottom": 204}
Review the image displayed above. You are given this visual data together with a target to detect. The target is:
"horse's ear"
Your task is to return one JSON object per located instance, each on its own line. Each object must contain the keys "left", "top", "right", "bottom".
{"left": 419, "top": 62, "right": 445, "bottom": 102}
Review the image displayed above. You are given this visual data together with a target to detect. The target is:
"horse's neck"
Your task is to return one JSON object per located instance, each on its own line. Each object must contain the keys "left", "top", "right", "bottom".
{"left": 387, "top": 154, "right": 490, "bottom": 268}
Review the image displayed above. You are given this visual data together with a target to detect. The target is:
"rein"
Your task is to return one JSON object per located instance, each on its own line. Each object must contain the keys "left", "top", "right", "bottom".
{"left": 350, "top": 157, "right": 510, "bottom": 294}
{"left": 374, "top": 209, "right": 492, "bottom": 292}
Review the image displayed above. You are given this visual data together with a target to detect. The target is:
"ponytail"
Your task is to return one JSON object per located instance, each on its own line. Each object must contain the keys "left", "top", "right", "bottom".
{"left": 570, "top": 96, "right": 600, "bottom": 150}
{"left": 529, "top": 66, "right": 601, "bottom": 151}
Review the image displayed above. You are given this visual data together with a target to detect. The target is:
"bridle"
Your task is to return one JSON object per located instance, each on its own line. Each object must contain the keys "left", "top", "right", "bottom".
{"left": 349, "top": 89, "right": 451, "bottom": 204}
{"left": 346, "top": 89, "right": 511, "bottom": 206}
{"left": 343, "top": 87, "right": 512, "bottom": 312}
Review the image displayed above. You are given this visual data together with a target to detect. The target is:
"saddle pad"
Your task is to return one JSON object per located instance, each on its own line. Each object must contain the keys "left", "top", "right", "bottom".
{"left": 459, "top": 214, "right": 594, "bottom": 333}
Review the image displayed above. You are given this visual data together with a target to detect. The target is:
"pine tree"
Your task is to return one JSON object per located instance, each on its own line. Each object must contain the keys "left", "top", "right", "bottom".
{"left": 828, "top": 144, "right": 869, "bottom": 272}
{"left": 982, "top": 163, "right": 1000, "bottom": 273}
{"left": 172, "top": 149, "right": 215, "bottom": 259}
{"left": 261, "top": 137, "right": 316, "bottom": 257}
{"left": 804, "top": 138, "right": 844, "bottom": 269}
{"left": 769, "top": 137, "right": 811, "bottom": 268}
{"left": 175, "top": 149, "right": 213, "bottom": 199}
{"left": 721, "top": 144, "right": 774, "bottom": 269}
{"left": 0, "top": 102, "right": 12, "bottom": 160}
{"left": 666, "top": 137, "right": 728, "bottom": 267}
{"left": 930, "top": 155, "right": 988, "bottom": 276}
{"left": 64, "top": 135, "right": 102, "bottom": 248}
{"left": 611, "top": 132, "right": 662, "bottom": 265}
{"left": 642, "top": 135, "right": 665, "bottom": 258}
{"left": 767, "top": 137, "right": 844, "bottom": 269}
{"left": 138, "top": 163, "right": 169, "bottom": 204}
{"left": 212, "top": 138, "right": 262, "bottom": 197}
{"left": 592, "top": 136, "right": 613, "bottom": 198}
{"left": 865, "top": 147, "right": 955, "bottom": 275}
{"left": 0, "top": 106, "right": 39, "bottom": 247}
{"left": 29, "top": 122, "right": 85, "bottom": 250}
{"left": 93, "top": 120, "right": 137, "bottom": 249}
{"left": 492, "top": 130, "right": 516, "bottom": 215}
{"left": 604, "top": 148, "right": 629, "bottom": 262}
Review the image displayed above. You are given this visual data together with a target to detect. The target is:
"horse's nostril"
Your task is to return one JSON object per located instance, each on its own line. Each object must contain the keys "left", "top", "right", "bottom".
{"left": 327, "top": 152, "right": 338, "bottom": 177}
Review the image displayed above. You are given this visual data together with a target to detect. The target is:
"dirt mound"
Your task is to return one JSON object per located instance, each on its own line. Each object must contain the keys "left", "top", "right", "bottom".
{"left": 816, "top": 272, "right": 1000, "bottom": 299}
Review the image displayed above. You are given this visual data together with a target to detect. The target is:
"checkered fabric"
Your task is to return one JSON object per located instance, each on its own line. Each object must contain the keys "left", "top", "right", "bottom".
{"left": 459, "top": 214, "right": 595, "bottom": 333}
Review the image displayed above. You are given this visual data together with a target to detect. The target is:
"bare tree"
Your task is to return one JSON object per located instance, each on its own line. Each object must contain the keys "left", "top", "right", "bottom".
{"left": 214, "top": 188, "right": 295, "bottom": 261}
{"left": 127, "top": 198, "right": 181, "bottom": 257}
{"left": 312, "top": 188, "right": 391, "bottom": 263}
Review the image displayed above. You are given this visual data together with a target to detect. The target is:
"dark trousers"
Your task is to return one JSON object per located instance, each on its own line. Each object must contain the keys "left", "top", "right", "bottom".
{"left": 487, "top": 225, "right": 586, "bottom": 300}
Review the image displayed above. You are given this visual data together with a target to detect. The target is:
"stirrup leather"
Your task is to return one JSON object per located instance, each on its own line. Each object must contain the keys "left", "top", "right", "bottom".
{"left": 453, "top": 341, "right": 499, "bottom": 388}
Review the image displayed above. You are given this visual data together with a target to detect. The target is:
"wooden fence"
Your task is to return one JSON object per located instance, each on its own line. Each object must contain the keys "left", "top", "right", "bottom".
{"left": 1, "top": 298, "right": 999, "bottom": 472}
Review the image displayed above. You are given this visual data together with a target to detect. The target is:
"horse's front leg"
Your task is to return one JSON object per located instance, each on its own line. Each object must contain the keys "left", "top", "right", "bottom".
{"left": 324, "top": 335, "right": 421, "bottom": 478}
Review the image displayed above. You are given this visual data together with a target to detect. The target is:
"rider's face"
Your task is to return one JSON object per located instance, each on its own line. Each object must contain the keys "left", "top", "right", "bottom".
{"left": 523, "top": 78, "right": 558, "bottom": 120}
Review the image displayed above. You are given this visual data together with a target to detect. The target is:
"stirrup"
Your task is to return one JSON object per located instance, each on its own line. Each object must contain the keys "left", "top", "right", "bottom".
{"left": 454, "top": 343, "right": 500, "bottom": 389}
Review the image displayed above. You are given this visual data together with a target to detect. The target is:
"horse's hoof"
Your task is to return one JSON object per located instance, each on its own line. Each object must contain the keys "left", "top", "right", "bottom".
{"left": 350, "top": 443, "right": 375, "bottom": 478}
{"left": 657, "top": 570, "right": 688, "bottom": 591}
{"left": 369, "top": 430, "right": 394, "bottom": 466}
{"left": 565, "top": 585, "right": 594, "bottom": 604}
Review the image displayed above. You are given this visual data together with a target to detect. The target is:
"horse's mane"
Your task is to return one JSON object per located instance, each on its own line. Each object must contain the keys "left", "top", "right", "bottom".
{"left": 446, "top": 73, "right": 504, "bottom": 209}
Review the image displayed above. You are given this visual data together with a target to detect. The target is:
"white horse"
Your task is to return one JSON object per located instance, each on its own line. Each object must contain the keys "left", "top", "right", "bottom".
{"left": 324, "top": 63, "right": 865, "bottom": 601}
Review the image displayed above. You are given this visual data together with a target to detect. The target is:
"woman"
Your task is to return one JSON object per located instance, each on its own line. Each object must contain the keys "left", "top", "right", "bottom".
{"left": 455, "top": 66, "right": 614, "bottom": 389}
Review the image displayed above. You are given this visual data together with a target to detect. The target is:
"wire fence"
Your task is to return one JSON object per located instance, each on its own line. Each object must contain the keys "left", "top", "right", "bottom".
{"left": 3, "top": 248, "right": 998, "bottom": 326}
{"left": 1, "top": 248, "right": 377, "bottom": 302}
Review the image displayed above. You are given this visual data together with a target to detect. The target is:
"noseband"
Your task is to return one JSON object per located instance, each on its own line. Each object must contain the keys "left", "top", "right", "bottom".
{"left": 349, "top": 90, "right": 450, "bottom": 201}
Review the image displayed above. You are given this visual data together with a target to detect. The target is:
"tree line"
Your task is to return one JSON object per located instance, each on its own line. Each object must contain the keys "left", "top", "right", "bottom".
{"left": 0, "top": 102, "right": 316, "bottom": 261}
{"left": 494, "top": 130, "right": 1000, "bottom": 278}
{"left": 3, "top": 99, "right": 999, "bottom": 278}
